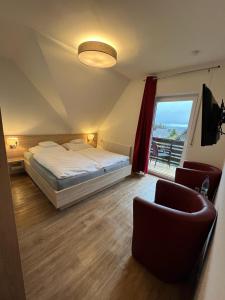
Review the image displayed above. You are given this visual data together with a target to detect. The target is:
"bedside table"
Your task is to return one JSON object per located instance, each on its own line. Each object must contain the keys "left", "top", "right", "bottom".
{"left": 8, "top": 157, "right": 25, "bottom": 175}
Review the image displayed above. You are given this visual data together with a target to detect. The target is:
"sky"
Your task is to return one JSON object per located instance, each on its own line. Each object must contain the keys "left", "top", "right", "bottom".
{"left": 154, "top": 100, "right": 193, "bottom": 125}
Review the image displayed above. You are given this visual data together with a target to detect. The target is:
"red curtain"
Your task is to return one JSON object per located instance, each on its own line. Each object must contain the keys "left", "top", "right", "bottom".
{"left": 132, "top": 76, "right": 157, "bottom": 173}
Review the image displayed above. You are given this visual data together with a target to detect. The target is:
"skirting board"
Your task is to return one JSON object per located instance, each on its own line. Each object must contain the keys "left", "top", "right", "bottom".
{"left": 25, "top": 160, "right": 132, "bottom": 209}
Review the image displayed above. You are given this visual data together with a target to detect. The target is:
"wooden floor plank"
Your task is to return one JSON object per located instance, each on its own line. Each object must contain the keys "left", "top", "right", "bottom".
{"left": 11, "top": 174, "right": 193, "bottom": 300}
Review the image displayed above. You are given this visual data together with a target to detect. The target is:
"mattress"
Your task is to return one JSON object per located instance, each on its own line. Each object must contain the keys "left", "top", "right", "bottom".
{"left": 25, "top": 152, "right": 131, "bottom": 191}
{"left": 28, "top": 155, "right": 104, "bottom": 191}
{"left": 77, "top": 147, "right": 130, "bottom": 170}
{"left": 103, "top": 160, "right": 130, "bottom": 172}
{"left": 30, "top": 145, "right": 100, "bottom": 179}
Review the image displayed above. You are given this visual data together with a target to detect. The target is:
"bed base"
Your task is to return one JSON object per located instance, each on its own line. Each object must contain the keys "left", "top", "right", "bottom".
{"left": 25, "top": 160, "right": 132, "bottom": 210}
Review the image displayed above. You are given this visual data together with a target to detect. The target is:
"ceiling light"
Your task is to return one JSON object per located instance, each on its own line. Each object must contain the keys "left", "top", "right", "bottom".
{"left": 78, "top": 41, "right": 117, "bottom": 68}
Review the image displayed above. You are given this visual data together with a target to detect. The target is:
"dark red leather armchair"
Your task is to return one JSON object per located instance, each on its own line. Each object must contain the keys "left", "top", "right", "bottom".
{"left": 175, "top": 161, "right": 222, "bottom": 201}
{"left": 132, "top": 179, "right": 216, "bottom": 283}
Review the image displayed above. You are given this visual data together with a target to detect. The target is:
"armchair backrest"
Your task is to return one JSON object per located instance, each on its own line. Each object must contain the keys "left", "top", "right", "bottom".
{"left": 175, "top": 161, "right": 222, "bottom": 201}
{"left": 155, "top": 179, "right": 208, "bottom": 213}
{"left": 183, "top": 161, "right": 221, "bottom": 174}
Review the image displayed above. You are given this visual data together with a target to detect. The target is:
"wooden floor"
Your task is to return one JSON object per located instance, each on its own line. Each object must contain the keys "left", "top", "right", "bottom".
{"left": 11, "top": 173, "right": 193, "bottom": 300}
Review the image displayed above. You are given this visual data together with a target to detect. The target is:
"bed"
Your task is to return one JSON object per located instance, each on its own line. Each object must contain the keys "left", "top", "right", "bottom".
{"left": 24, "top": 140, "right": 132, "bottom": 209}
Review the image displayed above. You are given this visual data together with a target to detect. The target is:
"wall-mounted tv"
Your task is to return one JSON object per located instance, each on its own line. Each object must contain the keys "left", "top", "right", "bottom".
{"left": 201, "top": 84, "right": 225, "bottom": 146}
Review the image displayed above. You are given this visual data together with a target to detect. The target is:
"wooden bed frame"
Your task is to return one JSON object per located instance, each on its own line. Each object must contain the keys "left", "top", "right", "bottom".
{"left": 24, "top": 140, "right": 132, "bottom": 210}
{"left": 5, "top": 133, "right": 97, "bottom": 159}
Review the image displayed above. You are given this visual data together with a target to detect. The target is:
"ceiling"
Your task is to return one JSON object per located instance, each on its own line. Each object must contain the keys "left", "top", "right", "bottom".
{"left": 1, "top": 0, "right": 225, "bottom": 79}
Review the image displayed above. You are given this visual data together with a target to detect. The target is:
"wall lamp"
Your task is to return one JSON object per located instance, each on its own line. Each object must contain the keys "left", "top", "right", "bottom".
{"left": 87, "top": 134, "right": 95, "bottom": 143}
{"left": 7, "top": 137, "right": 19, "bottom": 149}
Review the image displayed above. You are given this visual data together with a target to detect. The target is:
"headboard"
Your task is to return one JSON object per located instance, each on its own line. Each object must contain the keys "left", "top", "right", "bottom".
{"left": 5, "top": 133, "right": 97, "bottom": 159}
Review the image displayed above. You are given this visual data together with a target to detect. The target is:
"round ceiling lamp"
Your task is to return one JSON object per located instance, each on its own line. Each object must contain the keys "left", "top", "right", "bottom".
{"left": 78, "top": 41, "right": 117, "bottom": 68}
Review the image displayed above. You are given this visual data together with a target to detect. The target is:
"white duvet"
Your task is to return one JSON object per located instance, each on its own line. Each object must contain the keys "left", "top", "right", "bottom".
{"left": 77, "top": 147, "right": 129, "bottom": 168}
{"left": 33, "top": 146, "right": 101, "bottom": 179}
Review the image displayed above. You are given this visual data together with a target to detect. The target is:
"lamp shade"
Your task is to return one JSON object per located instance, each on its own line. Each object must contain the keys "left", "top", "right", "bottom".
{"left": 78, "top": 41, "right": 117, "bottom": 68}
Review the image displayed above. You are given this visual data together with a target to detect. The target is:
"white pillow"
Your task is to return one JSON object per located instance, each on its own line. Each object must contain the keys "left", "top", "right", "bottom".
{"left": 29, "top": 145, "right": 65, "bottom": 154}
{"left": 29, "top": 146, "right": 43, "bottom": 154}
{"left": 69, "top": 139, "right": 84, "bottom": 144}
{"left": 38, "top": 141, "right": 59, "bottom": 148}
{"left": 63, "top": 143, "right": 93, "bottom": 151}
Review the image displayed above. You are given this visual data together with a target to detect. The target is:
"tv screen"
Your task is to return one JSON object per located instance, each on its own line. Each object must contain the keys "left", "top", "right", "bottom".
{"left": 201, "top": 84, "right": 221, "bottom": 146}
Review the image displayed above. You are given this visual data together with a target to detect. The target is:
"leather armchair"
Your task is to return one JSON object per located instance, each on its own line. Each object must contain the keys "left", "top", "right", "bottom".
{"left": 175, "top": 161, "right": 222, "bottom": 201}
{"left": 132, "top": 179, "right": 217, "bottom": 283}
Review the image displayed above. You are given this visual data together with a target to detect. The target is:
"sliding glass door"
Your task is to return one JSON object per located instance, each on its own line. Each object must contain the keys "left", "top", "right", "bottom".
{"left": 149, "top": 96, "right": 196, "bottom": 179}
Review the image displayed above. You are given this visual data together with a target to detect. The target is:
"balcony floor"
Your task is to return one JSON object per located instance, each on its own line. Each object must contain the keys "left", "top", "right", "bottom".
{"left": 149, "top": 159, "right": 178, "bottom": 179}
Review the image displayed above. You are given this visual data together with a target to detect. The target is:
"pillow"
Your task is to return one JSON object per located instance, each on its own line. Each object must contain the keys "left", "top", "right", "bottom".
{"left": 97, "top": 145, "right": 104, "bottom": 150}
{"left": 29, "top": 146, "right": 43, "bottom": 154}
{"left": 38, "top": 141, "right": 59, "bottom": 148}
{"left": 69, "top": 139, "right": 84, "bottom": 144}
{"left": 63, "top": 143, "right": 93, "bottom": 151}
{"left": 29, "top": 145, "right": 65, "bottom": 154}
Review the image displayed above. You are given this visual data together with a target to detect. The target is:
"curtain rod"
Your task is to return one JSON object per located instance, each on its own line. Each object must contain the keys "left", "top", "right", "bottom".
{"left": 144, "top": 65, "right": 221, "bottom": 81}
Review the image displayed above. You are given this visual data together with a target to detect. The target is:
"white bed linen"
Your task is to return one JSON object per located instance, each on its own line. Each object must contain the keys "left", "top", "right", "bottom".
{"left": 63, "top": 143, "right": 92, "bottom": 151}
{"left": 32, "top": 147, "right": 101, "bottom": 179}
{"left": 77, "top": 147, "right": 129, "bottom": 168}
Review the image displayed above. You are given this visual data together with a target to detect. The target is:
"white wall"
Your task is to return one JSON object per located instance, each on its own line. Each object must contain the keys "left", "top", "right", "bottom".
{"left": 99, "top": 65, "right": 225, "bottom": 168}
{"left": 99, "top": 79, "right": 144, "bottom": 145}
{"left": 16, "top": 30, "right": 72, "bottom": 129}
{"left": 195, "top": 162, "right": 225, "bottom": 300}
{"left": 0, "top": 57, "right": 71, "bottom": 135}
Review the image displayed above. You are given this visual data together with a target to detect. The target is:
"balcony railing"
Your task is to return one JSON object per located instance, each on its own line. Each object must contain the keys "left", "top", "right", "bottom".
{"left": 150, "top": 137, "right": 184, "bottom": 166}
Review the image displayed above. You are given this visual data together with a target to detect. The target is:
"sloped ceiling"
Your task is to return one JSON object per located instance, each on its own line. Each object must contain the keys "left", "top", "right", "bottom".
{"left": 1, "top": 0, "right": 225, "bottom": 134}
{"left": 1, "top": 0, "right": 225, "bottom": 79}
{"left": 0, "top": 19, "right": 129, "bottom": 134}
{"left": 0, "top": 57, "right": 71, "bottom": 134}
{"left": 37, "top": 34, "right": 128, "bottom": 132}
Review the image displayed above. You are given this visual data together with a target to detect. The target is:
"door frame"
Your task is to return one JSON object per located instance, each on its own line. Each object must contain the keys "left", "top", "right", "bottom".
{"left": 149, "top": 93, "right": 198, "bottom": 179}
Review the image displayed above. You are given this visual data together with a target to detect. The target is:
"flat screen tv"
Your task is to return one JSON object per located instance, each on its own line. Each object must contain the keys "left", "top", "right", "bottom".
{"left": 201, "top": 84, "right": 222, "bottom": 146}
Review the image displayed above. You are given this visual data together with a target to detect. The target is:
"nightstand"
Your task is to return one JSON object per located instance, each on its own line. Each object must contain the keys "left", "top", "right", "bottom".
{"left": 8, "top": 157, "right": 25, "bottom": 175}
